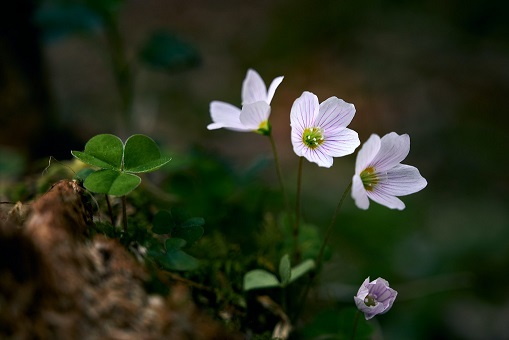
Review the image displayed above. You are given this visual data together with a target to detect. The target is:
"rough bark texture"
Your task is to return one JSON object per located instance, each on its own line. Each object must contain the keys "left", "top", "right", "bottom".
{"left": 0, "top": 180, "right": 236, "bottom": 339}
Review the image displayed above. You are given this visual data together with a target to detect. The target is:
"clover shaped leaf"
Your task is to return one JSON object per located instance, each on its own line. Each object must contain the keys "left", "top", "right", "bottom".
{"left": 71, "top": 134, "right": 171, "bottom": 196}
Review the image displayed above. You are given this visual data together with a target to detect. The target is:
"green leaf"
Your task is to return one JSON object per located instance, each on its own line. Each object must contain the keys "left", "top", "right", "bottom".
{"left": 243, "top": 269, "right": 280, "bottom": 291}
{"left": 123, "top": 134, "right": 171, "bottom": 173}
{"left": 74, "top": 168, "right": 95, "bottom": 183}
{"left": 172, "top": 224, "right": 204, "bottom": 247}
{"left": 156, "top": 238, "right": 199, "bottom": 271}
{"left": 157, "top": 250, "right": 199, "bottom": 271}
{"left": 152, "top": 210, "right": 174, "bottom": 234}
{"left": 279, "top": 254, "right": 291, "bottom": 287}
{"left": 83, "top": 169, "right": 141, "bottom": 196}
{"left": 181, "top": 217, "right": 205, "bottom": 228}
{"left": 289, "top": 259, "right": 315, "bottom": 284}
{"left": 139, "top": 31, "right": 201, "bottom": 72}
{"left": 165, "top": 237, "right": 187, "bottom": 250}
{"left": 72, "top": 134, "right": 123, "bottom": 170}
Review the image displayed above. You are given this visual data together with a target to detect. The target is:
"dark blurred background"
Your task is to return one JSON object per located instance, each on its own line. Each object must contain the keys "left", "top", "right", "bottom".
{"left": 1, "top": 0, "right": 509, "bottom": 338}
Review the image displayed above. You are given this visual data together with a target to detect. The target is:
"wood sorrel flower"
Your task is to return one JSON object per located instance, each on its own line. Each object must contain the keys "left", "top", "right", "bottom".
{"left": 290, "top": 91, "right": 360, "bottom": 167}
{"left": 354, "top": 277, "right": 397, "bottom": 320}
{"left": 207, "top": 69, "right": 284, "bottom": 135}
{"left": 352, "top": 132, "right": 427, "bottom": 210}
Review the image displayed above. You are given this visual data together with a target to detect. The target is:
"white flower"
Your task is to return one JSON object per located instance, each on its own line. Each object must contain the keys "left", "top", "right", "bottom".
{"left": 352, "top": 132, "right": 427, "bottom": 210}
{"left": 354, "top": 277, "right": 398, "bottom": 320}
{"left": 207, "top": 69, "right": 284, "bottom": 134}
{"left": 290, "top": 91, "right": 360, "bottom": 167}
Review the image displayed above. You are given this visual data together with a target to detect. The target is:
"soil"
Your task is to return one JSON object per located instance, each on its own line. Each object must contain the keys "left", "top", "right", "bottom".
{"left": 0, "top": 180, "right": 238, "bottom": 339}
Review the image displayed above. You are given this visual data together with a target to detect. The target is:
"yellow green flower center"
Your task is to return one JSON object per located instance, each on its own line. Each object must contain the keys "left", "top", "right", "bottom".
{"left": 360, "top": 167, "right": 379, "bottom": 191}
{"left": 364, "top": 294, "right": 377, "bottom": 307}
{"left": 302, "top": 127, "right": 324, "bottom": 149}
{"left": 256, "top": 120, "right": 271, "bottom": 136}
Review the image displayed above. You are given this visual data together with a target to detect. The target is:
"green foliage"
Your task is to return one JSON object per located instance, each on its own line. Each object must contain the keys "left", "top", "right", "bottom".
{"left": 71, "top": 134, "right": 171, "bottom": 196}
{"left": 139, "top": 30, "right": 201, "bottom": 73}
{"left": 243, "top": 255, "right": 315, "bottom": 291}
{"left": 148, "top": 210, "right": 203, "bottom": 272}
{"left": 150, "top": 238, "right": 199, "bottom": 271}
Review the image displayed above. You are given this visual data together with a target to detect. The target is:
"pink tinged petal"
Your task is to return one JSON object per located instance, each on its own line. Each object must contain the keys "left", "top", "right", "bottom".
{"left": 370, "top": 132, "right": 410, "bottom": 172}
{"left": 239, "top": 101, "right": 271, "bottom": 130}
{"left": 321, "top": 128, "right": 360, "bottom": 157}
{"left": 376, "top": 164, "right": 428, "bottom": 196}
{"left": 316, "top": 96, "right": 356, "bottom": 132}
{"left": 290, "top": 91, "right": 319, "bottom": 132}
{"left": 352, "top": 175, "right": 370, "bottom": 210}
{"left": 302, "top": 147, "right": 333, "bottom": 167}
{"left": 266, "top": 76, "right": 284, "bottom": 104}
{"left": 366, "top": 189, "right": 406, "bottom": 210}
{"left": 241, "top": 69, "right": 267, "bottom": 105}
{"left": 355, "top": 134, "right": 381, "bottom": 175}
{"left": 208, "top": 101, "right": 248, "bottom": 131}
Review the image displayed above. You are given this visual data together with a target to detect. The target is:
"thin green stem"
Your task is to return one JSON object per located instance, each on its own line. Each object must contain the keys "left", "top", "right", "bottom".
{"left": 121, "top": 195, "right": 128, "bottom": 233}
{"left": 351, "top": 310, "right": 361, "bottom": 340}
{"left": 268, "top": 133, "right": 290, "bottom": 214}
{"left": 105, "top": 194, "right": 115, "bottom": 226}
{"left": 292, "top": 181, "right": 352, "bottom": 322}
{"left": 294, "top": 157, "right": 304, "bottom": 261}
{"left": 315, "top": 180, "right": 352, "bottom": 268}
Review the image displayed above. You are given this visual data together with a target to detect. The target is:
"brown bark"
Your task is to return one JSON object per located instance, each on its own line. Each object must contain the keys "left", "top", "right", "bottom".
{"left": 0, "top": 180, "right": 237, "bottom": 339}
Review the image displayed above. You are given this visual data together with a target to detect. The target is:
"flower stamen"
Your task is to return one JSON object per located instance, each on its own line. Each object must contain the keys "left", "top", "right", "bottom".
{"left": 302, "top": 127, "right": 325, "bottom": 149}
{"left": 360, "top": 166, "right": 379, "bottom": 191}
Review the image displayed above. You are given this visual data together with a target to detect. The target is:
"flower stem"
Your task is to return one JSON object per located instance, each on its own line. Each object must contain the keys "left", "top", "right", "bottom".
{"left": 121, "top": 195, "right": 128, "bottom": 233}
{"left": 268, "top": 133, "right": 290, "bottom": 214}
{"left": 315, "top": 180, "right": 352, "bottom": 269}
{"left": 292, "top": 181, "right": 352, "bottom": 322}
{"left": 294, "top": 157, "right": 304, "bottom": 261}
{"left": 105, "top": 194, "right": 115, "bottom": 226}
{"left": 351, "top": 310, "right": 361, "bottom": 340}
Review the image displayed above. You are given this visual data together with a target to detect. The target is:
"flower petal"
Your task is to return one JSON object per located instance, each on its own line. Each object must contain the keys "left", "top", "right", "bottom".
{"left": 266, "top": 76, "right": 284, "bottom": 104}
{"left": 366, "top": 189, "right": 406, "bottom": 210}
{"left": 316, "top": 96, "right": 356, "bottom": 132}
{"left": 355, "top": 134, "right": 381, "bottom": 175}
{"left": 290, "top": 91, "right": 319, "bottom": 132}
{"left": 239, "top": 101, "right": 271, "bottom": 130}
{"left": 376, "top": 164, "right": 428, "bottom": 196}
{"left": 371, "top": 133, "right": 410, "bottom": 172}
{"left": 302, "top": 146, "right": 333, "bottom": 167}
{"left": 352, "top": 174, "right": 370, "bottom": 210}
{"left": 208, "top": 101, "right": 248, "bottom": 131}
{"left": 321, "top": 128, "right": 360, "bottom": 157}
{"left": 241, "top": 69, "right": 267, "bottom": 105}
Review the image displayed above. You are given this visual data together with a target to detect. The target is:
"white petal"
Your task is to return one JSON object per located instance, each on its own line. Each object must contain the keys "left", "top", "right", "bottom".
{"left": 367, "top": 190, "right": 406, "bottom": 210}
{"left": 266, "top": 76, "right": 284, "bottom": 104}
{"left": 355, "top": 134, "right": 381, "bottom": 175}
{"left": 302, "top": 147, "right": 333, "bottom": 167}
{"left": 290, "top": 91, "right": 319, "bottom": 132}
{"left": 321, "top": 128, "right": 360, "bottom": 157}
{"left": 316, "top": 97, "right": 356, "bottom": 133}
{"left": 208, "top": 101, "right": 249, "bottom": 131}
{"left": 239, "top": 101, "right": 271, "bottom": 130}
{"left": 291, "top": 135, "right": 306, "bottom": 157}
{"left": 371, "top": 133, "right": 410, "bottom": 172}
{"left": 241, "top": 69, "right": 267, "bottom": 105}
{"left": 352, "top": 175, "right": 370, "bottom": 209}
{"left": 376, "top": 164, "right": 427, "bottom": 196}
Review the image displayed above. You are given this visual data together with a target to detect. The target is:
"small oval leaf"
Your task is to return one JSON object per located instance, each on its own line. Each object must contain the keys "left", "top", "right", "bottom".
{"left": 124, "top": 134, "right": 171, "bottom": 173}
{"left": 243, "top": 269, "right": 280, "bottom": 291}
{"left": 289, "top": 259, "right": 316, "bottom": 284}
{"left": 279, "top": 254, "right": 291, "bottom": 286}
{"left": 83, "top": 169, "right": 141, "bottom": 196}
{"left": 72, "top": 134, "right": 123, "bottom": 169}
